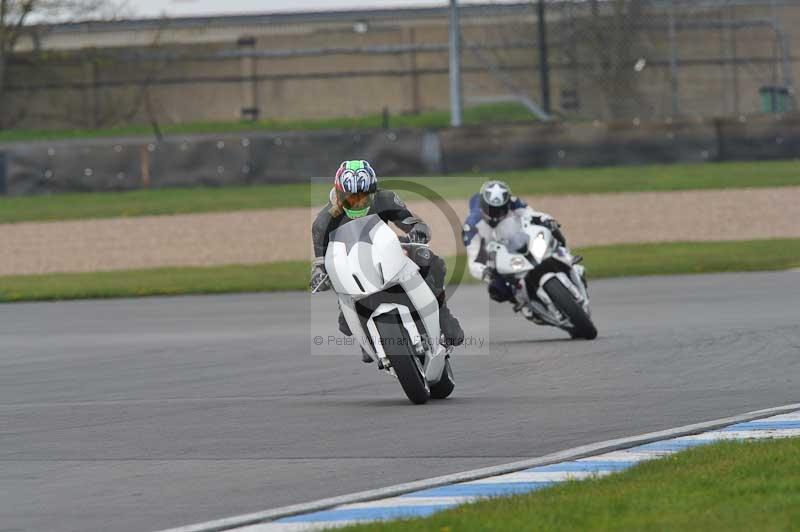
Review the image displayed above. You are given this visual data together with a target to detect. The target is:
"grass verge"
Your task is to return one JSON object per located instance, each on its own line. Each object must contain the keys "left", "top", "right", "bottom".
{"left": 1, "top": 239, "right": 798, "bottom": 303}
{"left": 336, "top": 437, "right": 800, "bottom": 532}
{"left": 1, "top": 160, "right": 799, "bottom": 224}
{"left": 0, "top": 102, "right": 537, "bottom": 143}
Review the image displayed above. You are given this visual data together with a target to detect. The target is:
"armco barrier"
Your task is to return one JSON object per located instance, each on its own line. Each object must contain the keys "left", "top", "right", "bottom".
{"left": 438, "top": 120, "right": 719, "bottom": 172}
{"left": 1, "top": 130, "right": 438, "bottom": 195}
{"left": 1, "top": 114, "right": 798, "bottom": 196}
{"left": 717, "top": 114, "right": 800, "bottom": 161}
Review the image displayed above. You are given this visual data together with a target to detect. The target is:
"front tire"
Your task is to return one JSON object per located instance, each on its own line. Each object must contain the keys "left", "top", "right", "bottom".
{"left": 543, "top": 277, "right": 598, "bottom": 340}
{"left": 374, "top": 312, "right": 430, "bottom": 405}
{"left": 430, "top": 358, "right": 455, "bottom": 399}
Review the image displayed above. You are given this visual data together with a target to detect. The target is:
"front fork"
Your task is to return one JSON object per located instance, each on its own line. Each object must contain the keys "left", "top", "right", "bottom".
{"left": 512, "top": 275, "right": 564, "bottom": 327}
{"left": 515, "top": 264, "right": 591, "bottom": 325}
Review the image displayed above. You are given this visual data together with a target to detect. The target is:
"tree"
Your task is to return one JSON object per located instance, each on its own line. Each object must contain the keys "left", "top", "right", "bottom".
{"left": 0, "top": 0, "right": 128, "bottom": 127}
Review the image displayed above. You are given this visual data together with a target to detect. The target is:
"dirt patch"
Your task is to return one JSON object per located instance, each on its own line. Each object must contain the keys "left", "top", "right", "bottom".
{"left": 1, "top": 187, "right": 799, "bottom": 276}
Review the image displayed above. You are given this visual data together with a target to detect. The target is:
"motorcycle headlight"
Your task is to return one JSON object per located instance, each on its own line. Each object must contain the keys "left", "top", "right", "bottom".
{"left": 510, "top": 256, "right": 527, "bottom": 272}
{"left": 531, "top": 233, "right": 549, "bottom": 261}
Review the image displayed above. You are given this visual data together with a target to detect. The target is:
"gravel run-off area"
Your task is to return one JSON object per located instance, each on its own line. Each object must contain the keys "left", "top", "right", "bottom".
{"left": 1, "top": 187, "right": 799, "bottom": 276}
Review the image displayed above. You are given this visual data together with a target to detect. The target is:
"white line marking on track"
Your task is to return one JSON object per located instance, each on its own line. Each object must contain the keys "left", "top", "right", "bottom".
{"left": 155, "top": 403, "right": 800, "bottom": 532}
{"left": 238, "top": 522, "right": 360, "bottom": 532}
{"left": 341, "top": 496, "right": 469, "bottom": 509}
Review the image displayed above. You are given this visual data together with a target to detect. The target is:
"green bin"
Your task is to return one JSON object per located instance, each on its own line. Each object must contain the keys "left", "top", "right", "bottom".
{"left": 759, "top": 86, "right": 793, "bottom": 113}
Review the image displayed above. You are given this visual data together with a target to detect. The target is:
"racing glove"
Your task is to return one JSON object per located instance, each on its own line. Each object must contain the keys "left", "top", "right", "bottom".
{"left": 547, "top": 221, "right": 567, "bottom": 246}
{"left": 541, "top": 218, "right": 560, "bottom": 231}
{"left": 309, "top": 263, "right": 331, "bottom": 292}
{"left": 481, "top": 267, "right": 496, "bottom": 285}
{"left": 537, "top": 218, "right": 566, "bottom": 246}
{"left": 407, "top": 224, "right": 431, "bottom": 244}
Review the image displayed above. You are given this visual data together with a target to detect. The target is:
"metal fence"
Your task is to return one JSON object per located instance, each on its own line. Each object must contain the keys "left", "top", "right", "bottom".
{"left": 466, "top": 0, "right": 795, "bottom": 121}
{"left": 2, "top": 0, "right": 797, "bottom": 130}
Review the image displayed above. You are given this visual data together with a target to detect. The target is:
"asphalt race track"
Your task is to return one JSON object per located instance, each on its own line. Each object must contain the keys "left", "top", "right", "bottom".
{"left": 1, "top": 271, "right": 798, "bottom": 532}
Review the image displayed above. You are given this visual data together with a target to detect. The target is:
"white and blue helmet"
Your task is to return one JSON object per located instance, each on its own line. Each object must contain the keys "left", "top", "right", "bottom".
{"left": 479, "top": 180, "right": 511, "bottom": 227}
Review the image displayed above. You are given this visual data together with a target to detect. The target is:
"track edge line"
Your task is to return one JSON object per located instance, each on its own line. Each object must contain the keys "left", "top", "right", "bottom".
{"left": 154, "top": 402, "right": 800, "bottom": 532}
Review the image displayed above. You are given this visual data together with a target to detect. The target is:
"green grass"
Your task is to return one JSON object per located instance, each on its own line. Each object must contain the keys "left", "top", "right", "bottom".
{"left": 578, "top": 239, "right": 800, "bottom": 279}
{"left": 2, "top": 239, "right": 798, "bottom": 303}
{"left": 0, "top": 262, "right": 310, "bottom": 303}
{"left": 0, "top": 184, "right": 318, "bottom": 224}
{"left": 0, "top": 102, "right": 537, "bottom": 143}
{"left": 445, "top": 239, "right": 800, "bottom": 284}
{"left": 492, "top": 159, "right": 800, "bottom": 195}
{"left": 335, "top": 437, "right": 800, "bottom": 532}
{"left": 2, "top": 160, "right": 800, "bottom": 224}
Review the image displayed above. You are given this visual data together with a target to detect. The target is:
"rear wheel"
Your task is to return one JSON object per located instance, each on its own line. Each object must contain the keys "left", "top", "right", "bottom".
{"left": 430, "top": 358, "right": 455, "bottom": 399}
{"left": 374, "top": 312, "right": 430, "bottom": 405}
{"left": 543, "top": 277, "right": 598, "bottom": 340}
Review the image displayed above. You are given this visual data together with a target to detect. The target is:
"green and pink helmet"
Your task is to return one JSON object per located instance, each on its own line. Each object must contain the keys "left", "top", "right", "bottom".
{"left": 334, "top": 160, "right": 378, "bottom": 219}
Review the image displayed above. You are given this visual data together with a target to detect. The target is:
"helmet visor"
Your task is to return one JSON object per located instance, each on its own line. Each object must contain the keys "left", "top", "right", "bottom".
{"left": 481, "top": 203, "right": 509, "bottom": 227}
{"left": 338, "top": 190, "right": 374, "bottom": 218}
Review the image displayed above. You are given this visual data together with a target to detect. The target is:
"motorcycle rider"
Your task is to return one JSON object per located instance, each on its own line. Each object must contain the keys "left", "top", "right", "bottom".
{"left": 462, "top": 180, "right": 569, "bottom": 305}
{"left": 310, "top": 160, "right": 465, "bottom": 359}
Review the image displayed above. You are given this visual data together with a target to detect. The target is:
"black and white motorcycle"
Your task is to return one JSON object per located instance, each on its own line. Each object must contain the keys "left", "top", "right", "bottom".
{"left": 313, "top": 215, "right": 455, "bottom": 404}
{"left": 487, "top": 215, "right": 597, "bottom": 340}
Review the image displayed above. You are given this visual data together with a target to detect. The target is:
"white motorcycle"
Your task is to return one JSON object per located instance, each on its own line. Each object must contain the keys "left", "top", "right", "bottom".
{"left": 487, "top": 215, "right": 597, "bottom": 340}
{"left": 314, "top": 214, "right": 455, "bottom": 404}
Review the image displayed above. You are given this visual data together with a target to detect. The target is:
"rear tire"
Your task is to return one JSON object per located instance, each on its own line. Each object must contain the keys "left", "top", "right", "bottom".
{"left": 543, "top": 277, "right": 598, "bottom": 340}
{"left": 374, "top": 312, "right": 430, "bottom": 405}
{"left": 430, "top": 358, "right": 455, "bottom": 399}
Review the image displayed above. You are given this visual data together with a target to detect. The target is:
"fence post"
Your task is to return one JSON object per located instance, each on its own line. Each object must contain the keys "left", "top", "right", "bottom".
{"left": 537, "top": 0, "right": 551, "bottom": 115}
{"left": 407, "top": 27, "right": 422, "bottom": 115}
{"left": 448, "top": 0, "right": 463, "bottom": 127}
{"left": 140, "top": 145, "right": 151, "bottom": 188}
{"left": 0, "top": 152, "right": 6, "bottom": 195}
{"left": 713, "top": 118, "right": 727, "bottom": 162}
{"left": 238, "top": 36, "right": 260, "bottom": 121}
{"left": 668, "top": 0, "right": 680, "bottom": 117}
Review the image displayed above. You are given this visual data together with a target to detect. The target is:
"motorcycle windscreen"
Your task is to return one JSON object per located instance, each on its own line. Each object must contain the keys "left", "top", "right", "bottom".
{"left": 325, "top": 215, "right": 406, "bottom": 295}
{"left": 494, "top": 215, "right": 523, "bottom": 245}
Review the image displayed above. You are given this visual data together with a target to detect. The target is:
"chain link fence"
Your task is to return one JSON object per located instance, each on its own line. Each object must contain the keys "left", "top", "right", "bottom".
{"left": 2, "top": 1, "right": 795, "bottom": 131}
{"left": 466, "top": 0, "right": 795, "bottom": 122}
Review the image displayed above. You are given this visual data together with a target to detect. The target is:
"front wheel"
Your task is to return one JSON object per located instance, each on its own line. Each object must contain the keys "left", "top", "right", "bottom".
{"left": 374, "top": 312, "right": 430, "bottom": 405}
{"left": 543, "top": 277, "right": 598, "bottom": 340}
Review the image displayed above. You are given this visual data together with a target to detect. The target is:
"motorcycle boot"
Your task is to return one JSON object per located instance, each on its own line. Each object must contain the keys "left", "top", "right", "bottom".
{"left": 512, "top": 300, "right": 545, "bottom": 325}
{"left": 574, "top": 263, "right": 588, "bottom": 291}
{"left": 437, "top": 292, "right": 464, "bottom": 347}
{"left": 361, "top": 347, "right": 374, "bottom": 363}
{"left": 338, "top": 309, "right": 353, "bottom": 336}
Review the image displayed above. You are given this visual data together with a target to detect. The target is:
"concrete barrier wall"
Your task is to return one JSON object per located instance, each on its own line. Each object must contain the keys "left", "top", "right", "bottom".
{"left": 2, "top": 114, "right": 799, "bottom": 196}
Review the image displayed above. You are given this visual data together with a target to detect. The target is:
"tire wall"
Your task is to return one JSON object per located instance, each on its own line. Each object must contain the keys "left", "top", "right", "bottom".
{"left": 2, "top": 114, "right": 799, "bottom": 196}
